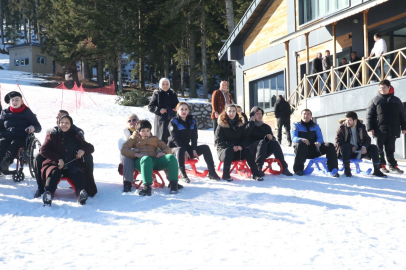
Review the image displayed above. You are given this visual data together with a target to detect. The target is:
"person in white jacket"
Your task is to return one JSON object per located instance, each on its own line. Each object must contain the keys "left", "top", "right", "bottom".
{"left": 118, "top": 113, "right": 139, "bottom": 191}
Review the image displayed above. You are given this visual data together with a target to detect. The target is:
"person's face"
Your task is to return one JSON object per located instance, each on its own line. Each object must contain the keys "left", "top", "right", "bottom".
{"left": 351, "top": 52, "right": 356, "bottom": 60}
{"left": 325, "top": 51, "right": 330, "bottom": 57}
{"left": 379, "top": 84, "right": 390, "bottom": 95}
{"left": 374, "top": 36, "right": 379, "bottom": 42}
{"left": 220, "top": 81, "right": 228, "bottom": 91}
{"left": 177, "top": 104, "right": 189, "bottom": 118}
{"left": 254, "top": 110, "right": 263, "bottom": 122}
{"left": 236, "top": 107, "right": 242, "bottom": 113}
{"left": 346, "top": 118, "right": 357, "bottom": 128}
{"left": 127, "top": 116, "right": 138, "bottom": 129}
{"left": 301, "top": 111, "right": 312, "bottom": 123}
{"left": 140, "top": 128, "right": 151, "bottom": 138}
{"left": 59, "top": 118, "right": 71, "bottom": 132}
{"left": 161, "top": 80, "right": 170, "bottom": 91}
{"left": 317, "top": 53, "right": 322, "bottom": 59}
{"left": 226, "top": 107, "right": 236, "bottom": 120}
{"left": 342, "top": 59, "right": 348, "bottom": 65}
{"left": 10, "top": 97, "right": 22, "bottom": 108}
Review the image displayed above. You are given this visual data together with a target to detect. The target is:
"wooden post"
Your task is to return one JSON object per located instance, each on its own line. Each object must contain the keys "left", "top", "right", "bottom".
{"left": 304, "top": 74, "right": 308, "bottom": 101}
{"left": 362, "top": 57, "right": 367, "bottom": 85}
{"left": 285, "top": 41, "right": 290, "bottom": 98}
{"left": 363, "top": 10, "right": 369, "bottom": 58}
{"left": 305, "top": 33, "right": 310, "bottom": 75}
{"left": 332, "top": 22, "right": 337, "bottom": 67}
{"left": 331, "top": 66, "right": 336, "bottom": 92}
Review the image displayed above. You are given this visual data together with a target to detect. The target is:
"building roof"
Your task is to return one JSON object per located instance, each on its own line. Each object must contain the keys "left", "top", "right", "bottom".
{"left": 217, "top": 0, "right": 270, "bottom": 60}
{"left": 8, "top": 42, "right": 43, "bottom": 49}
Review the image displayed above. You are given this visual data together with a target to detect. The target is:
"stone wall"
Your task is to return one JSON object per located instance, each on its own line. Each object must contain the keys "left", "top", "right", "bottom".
{"left": 189, "top": 103, "right": 212, "bottom": 130}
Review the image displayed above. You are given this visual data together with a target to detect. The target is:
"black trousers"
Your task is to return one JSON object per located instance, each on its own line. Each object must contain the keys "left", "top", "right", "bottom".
{"left": 45, "top": 168, "right": 85, "bottom": 194}
{"left": 212, "top": 118, "right": 218, "bottom": 134}
{"left": 339, "top": 143, "right": 380, "bottom": 165}
{"left": 375, "top": 134, "right": 397, "bottom": 166}
{"left": 0, "top": 137, "right": 26, "bottom": 163}
{"left": 172, "top": 144, "right": 216, "bottom": 173}
{"left": 293, "top": 142, "right": 338, "bottom": 172}
{"left": 277, "top": 117, "right": 291, "bottom": 143}
{"left": 217, "top": 147, "right": 260, "bottom": 178}
{"left": 248, "top": 139, "right": 288, "bottom": 170}
{"left": 36, "top": 153, "right": 94, "bottom": 191}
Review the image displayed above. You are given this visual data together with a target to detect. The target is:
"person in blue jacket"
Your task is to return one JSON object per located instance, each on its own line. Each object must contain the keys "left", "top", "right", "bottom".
{"left": 291, "top": 109, "right": 339, "bottom": 176}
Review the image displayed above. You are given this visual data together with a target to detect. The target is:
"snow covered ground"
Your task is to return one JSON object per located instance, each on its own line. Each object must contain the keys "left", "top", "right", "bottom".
{"left": 1, "top": 71, "right": 406, "bottom": 269}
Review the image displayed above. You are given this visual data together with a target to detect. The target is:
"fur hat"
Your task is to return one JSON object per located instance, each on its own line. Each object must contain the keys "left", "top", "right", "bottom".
{"left": 250, "top": 106, "right": 264, "bottom": 117}
{"left": 4, "top": 91, "right": 22, "bottom": 104}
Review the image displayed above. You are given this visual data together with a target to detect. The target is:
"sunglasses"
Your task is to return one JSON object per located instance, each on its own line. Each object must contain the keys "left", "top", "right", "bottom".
{"left": 128, "top": 118, "right": 138, "bottom": 123}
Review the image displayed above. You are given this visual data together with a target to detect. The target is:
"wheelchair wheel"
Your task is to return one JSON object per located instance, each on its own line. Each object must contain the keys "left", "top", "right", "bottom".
{"left": 13, "top": 171, "right": 25, "bottom": 182}
{"left": 28, "top": 137, "right": 41, "bottom": 178}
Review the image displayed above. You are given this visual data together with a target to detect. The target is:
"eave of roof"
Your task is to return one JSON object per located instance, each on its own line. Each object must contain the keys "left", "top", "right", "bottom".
{"left": 8, "top": 42, "right": 43, "bottom": 49}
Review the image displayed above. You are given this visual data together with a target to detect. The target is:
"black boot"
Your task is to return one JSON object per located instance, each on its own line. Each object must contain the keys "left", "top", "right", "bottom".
{"left": 389, "top": 165, "right": 404, "bottom": 174}
{"left": 208, "top": 164, "right": 220, "bottom": 180}
{"left": 344, "top": 163, "right": 352, "bottom": 177}
{"left": 281, "top": 165, "right": 293, "bottom": 176}
{"left": 138, "top": 183, "right": 152, "bottom": 196}
{"left": 179, "top": 168, "right": 190, "bottom": 183}
{"left": 34, "top": 189, "right": 44, "bottom": 199}
{"left": 256, "top": 164, "right": 265, "bottom": 177}
{"left": 169, "top": 181, "right": 178, "bottom": 194}
{"left": 169, "top": 181, "right": 183, "bottom": 190}
{"left": 222, "top": 166, "right": 233, "bottom": 181}
{"left": 77, "top": 190, "right": 88, "bottom": 205}
{"left": 123, "top": 181, "right": 132, "bottom": 192}
{"left": 0, "top": 160, "right": 10, "bottom": 172}
{"left": 373, "top": 165, "right": 387, "bottom": 178}
{"left": 43, "top": 191, "right": 53, "bottom": 206}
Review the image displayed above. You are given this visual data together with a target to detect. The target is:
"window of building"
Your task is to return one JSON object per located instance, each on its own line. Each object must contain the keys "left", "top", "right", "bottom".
{"left": 36, "top": 56, "right": 46, "bottom": 65}
{"left": 252, "top": 72, "right": 285, "bottom": 113}
{"left": 15, "top": 58, "right": 29, "bottom": 67}
{"left": 300, "top": 0, "right": 349, "bottom": 25}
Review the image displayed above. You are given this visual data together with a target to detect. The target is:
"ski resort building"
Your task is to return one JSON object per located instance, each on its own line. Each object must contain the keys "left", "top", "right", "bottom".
{"left": 218, "top": 0, "right": 406, "bottom": 158}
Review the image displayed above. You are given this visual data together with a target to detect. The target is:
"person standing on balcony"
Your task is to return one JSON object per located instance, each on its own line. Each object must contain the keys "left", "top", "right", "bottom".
{"left": 350, "top": 51, "right": 362, "bottom": 87}
{"left": 311, "top": 53, "right": 323, "bottom": 95}
{"left": 366, "top": 79, "right": 406, "bottom": 174}
{"left": 211, "top": 81, "right": 233, "bottom": 134}
{"left": 338, "top": 58, "right": 349, "bottom": 90}
{"left": 274, "top": 95, "right": 292, "bottom": 146}
{"left": 322, "top": 50, "right": 332, "bottom": 93}
{"left": 368, "top": 33, "right": 387, "bottom": 81}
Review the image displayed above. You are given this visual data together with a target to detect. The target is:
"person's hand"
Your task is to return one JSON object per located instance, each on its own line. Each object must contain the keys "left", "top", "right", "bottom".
{"left": 172, "top": 108, "right": 177, "bottom": 112}
{"left": 160, "top": 108, "right": 167, "bottom": 114}
{"left": 134, "top": 148, "right": 140, "bottom": 153}
{"left": 233, "top": 146, "right": 239, "bottom": 152}
{"left": 76, "top": 150, "right": 85, "bottom": 158}
{"left": 156, "top": 152, "right": 165, "bottom": 158}
{"left": 237, "top": 146, "right": 242, "bottom": 151}
{"left": 361, "top": 147, "right": 367, "bottom": 155}
{"left": 352, "top": 146, "right": 356, "bottom": 153}
{"left": 184, "top": 151, "right": 190, "bottom": 161}
{"left": 214, "top": 112, "right": 219, "bottom": 118}
{"left": 25, "top": 125, "right": 35, "bottom": 133}
{"left": 58, "top": 159, "right": 64, "bottom": 170}
{"left": 314, "top": 142, "right": 320, "bottom": 148}
{"left": 250, "top": 116, "right": 255, "bottom": 121}
{"left": 402, "top": 130, "right": 406, "bottom": 134}
{"left": 193, "top": 150, "right": 199, "bottom": 160}
{"left": 135, "top": 153, "right": 146, "bottom": 158}
{"left": 369, "top": 130, "right": 375, "bottom": 136}
{"left": 301, "top": 139, "right": 310, "bottom": 145}
{"left": 267, "top": 134, "right": 273, "bottom": 140}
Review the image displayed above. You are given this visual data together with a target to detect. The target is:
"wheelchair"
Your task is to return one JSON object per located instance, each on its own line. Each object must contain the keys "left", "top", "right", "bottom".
{"left": 2, "top": 133, "right": 42, "bottom": 182}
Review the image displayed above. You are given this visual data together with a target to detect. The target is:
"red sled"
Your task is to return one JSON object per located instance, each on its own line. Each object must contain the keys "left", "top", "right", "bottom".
{"left": 184, "top": 159, "right": 209, "bottom": 177}
{"left": 263, "top": 158, "right": 283, "bottom": 175}
{"left": 217, "top": 160, "right": 252, "bottom": 179}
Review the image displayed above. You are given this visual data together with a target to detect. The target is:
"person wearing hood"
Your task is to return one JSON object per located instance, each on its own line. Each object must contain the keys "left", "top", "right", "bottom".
{"left": 168, "top": 102, "right": 220, "bottom": 182}
{"left": 0, "top": 91, "right": 42, "bottom": 173}
{"left": 291, "top": 109, "right": 339, "bottom": 177}
{"left": 214, "top": 104, "right": 264, "bottom": 181}
{"left": 366, "top": 79, "right": 406, "bottom": 174}
{"left": 40, "top": 115, "right": 96, "bottom": 206}
{"left": 274, "top": 95, "right": 292, "bottom": 146}
{"left": 335, "top": 111, "right": 386, "bottom": 178}
{"left": 148, "top": 78, "right": 179, "bottom": 144}
{"left": 247, "top": 106, "right": 293, "bottom": 176}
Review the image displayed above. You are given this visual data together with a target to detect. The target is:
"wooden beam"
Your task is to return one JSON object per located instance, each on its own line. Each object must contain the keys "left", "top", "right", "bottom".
{"left": 332, "top": 22, "right": 337, "bottom": 67}
{"left": 363, "top": 9, "right": 369, "bottom": 58}
{"left": 305, "top": 33, "right": 309, "bottom": 74}
{"left": 285, "top": 41, "right": 290, "bottom": 98}
{"left": 368, "top": 12, "right": 406, "bottom": 30}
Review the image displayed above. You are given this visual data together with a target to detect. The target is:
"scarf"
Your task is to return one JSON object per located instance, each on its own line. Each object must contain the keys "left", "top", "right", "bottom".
{"left": 228, "top": 118, "right": 236, "bottom": 127}
{"left": 10, "top": 104, "right": 27, "bottom": 113}
{"left": 222, "top": 90, "right": 231, "bottom": 106}
{"left": 254, "top": 121, "right": 263, "bottom": 126}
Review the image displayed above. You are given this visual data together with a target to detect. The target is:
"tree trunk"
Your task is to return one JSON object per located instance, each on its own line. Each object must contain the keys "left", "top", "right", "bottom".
{"left": 172, "top": 60, "right": 180, "bottom": 93}
{"left": 163, "top": 45, "right": 170, "bottom": 78}
{"left": 36, "top": 0, "right": 41, "bottom": 44}
{"left": 97, "top": 59, "right": 104, "bottom": 88}
{"left": 225, "top": 0, "right": 236, "bottom": 99}
{"left": 138, "top": 5, "right": 145, "bottom": 90}
{"left": 201, "top": 5, "right": 208, "bottom": 98}
{"left": 118, "top": 53, "right": 123, "bottom": 91}
{"left": 28, "top": 18, "right": 31, "bottom": 43}
{"left": 68, "top": 62, "right": 79, "bottom": 83}
{"left": 0, "top": 0, "right": 4, "bottom": 45}
{"left": 180, "top": 63, "right": 185, "bottom": 97}
{"left": 82, "top": 58, "right": 91, "bottom": 80}
{"left": 188, "top": 23, "right": 197, "bottom": 98}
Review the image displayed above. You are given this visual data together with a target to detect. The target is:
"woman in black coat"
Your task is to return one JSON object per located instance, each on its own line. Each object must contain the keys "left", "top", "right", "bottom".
{"left": 214, "top": 104, "right": 263, "bottom": 181}
{"left": 0, "top": 91, "right": 41, "bottom": 172}
{"left": 148, "top": 78, "right": 179, "bottom": 144}
{"left": 167, "top": 102, "right": 220, "bottom": 182}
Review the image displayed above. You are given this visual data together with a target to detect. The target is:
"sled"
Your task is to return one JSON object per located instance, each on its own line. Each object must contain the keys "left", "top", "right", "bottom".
{"left": 217, "top": 160, "right": 252, "bottom": 179}
{"left": 338, "top": 159, "right": 372, "bottom": 175}
{"left": 184, "top": 159, "right": 209, "bottom": 177}
{"left": 263, "top": 158, "right": 283, "bottom": 175}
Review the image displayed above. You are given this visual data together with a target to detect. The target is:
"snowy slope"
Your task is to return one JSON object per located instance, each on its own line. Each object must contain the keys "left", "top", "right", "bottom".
{"left": 0, "top": 77, "right": 406, "bottom": 269}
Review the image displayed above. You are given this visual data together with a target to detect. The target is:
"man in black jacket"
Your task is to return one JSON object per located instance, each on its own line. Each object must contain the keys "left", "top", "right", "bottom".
{"left": 274, "top": 95, "right": 292, "bottom": 146}
{"left": 350, "top": 51, "right": 361, "bottom": 88}
{"left": 247, "top": 106, "right": 293, "bottom": 176}
{"left": 366, "top": 80, "right": 406, "bottom": 174}
{"left": 311, "top": 53, "right": 323, "bottom": 95}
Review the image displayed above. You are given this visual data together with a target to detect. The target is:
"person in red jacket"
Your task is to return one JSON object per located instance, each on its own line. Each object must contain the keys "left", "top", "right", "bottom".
{"left": 211, "top": 81, "right": 233, "bottom": 133}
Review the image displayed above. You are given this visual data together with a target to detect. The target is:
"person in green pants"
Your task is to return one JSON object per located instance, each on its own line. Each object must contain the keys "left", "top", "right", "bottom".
{"left": 121, "top": 120, "right": 180, "bottom": 196}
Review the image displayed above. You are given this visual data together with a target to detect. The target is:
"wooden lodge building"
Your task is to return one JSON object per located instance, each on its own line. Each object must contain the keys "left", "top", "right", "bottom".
{"left": 218, "top": 0, "right": 406, "bottom": 158}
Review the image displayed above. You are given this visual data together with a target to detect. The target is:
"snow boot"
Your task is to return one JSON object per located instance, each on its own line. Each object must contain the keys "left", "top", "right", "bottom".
{"left": 123, "top": 181, "right": 132, "bottom": 192}
{"left": 169, "top": 181, "right": 178, "bottom": 194}
{"left": 179, "top": 168, "right": 190, "bottom": 183}
{"left": 344, "top": 163, "right": 352, "bottom": 177}
{"left": 281, "top": 166, "right": 293, "bottom": 176}
{"left": 208, "top": 164, "right": 220, "bottom": 181}
{"left": 138, "top": 184, "right": 152, "bottom": 196}
{"left": 256, "top": 165, "right": 265, "bottom": 177}
{"left": 222, "top": 166, "right": 233, "bottom": 181}
{"left": 0, "top": 160, "right": 10, "bottom": 172}
{"left": 389, "top": 165, "right": 404, "bottom": 174}
{"left": 77, "top": 190, "right": 88, "bottom": 205}
{"left": 43, "top": 191, "right": 53, "bottom": 206}
{"left": 168, "top": 181, "right": 183, "bottom": 190}
{"left": 380, "top": 165, "right": 389, "bottom": 173}
{"left": 34, "top": 189, "right": 44, "bottom": 199}
{"left": 332, "top": 172, "right": 340, "bottom": 178}
{"left": 373, "top": 165, "right": 387, "bottom": 178}
{"left": 253, "top": 175, "right": 264, "bottom": 181}
{"left": 295, "top": 170, "right": 304, "bottom": 176}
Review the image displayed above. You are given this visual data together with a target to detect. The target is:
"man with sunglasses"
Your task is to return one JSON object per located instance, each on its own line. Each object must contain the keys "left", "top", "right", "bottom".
{"left": 33, "top": 110, "right": 94, "bottom": 198}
